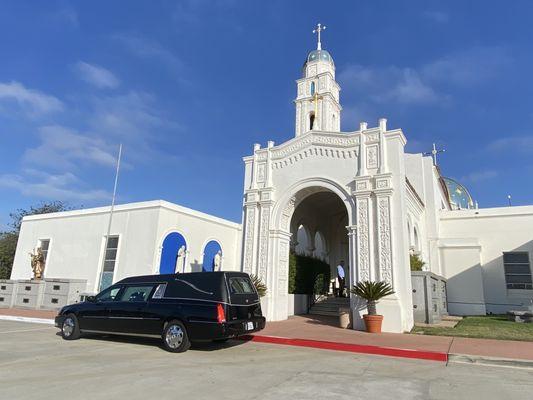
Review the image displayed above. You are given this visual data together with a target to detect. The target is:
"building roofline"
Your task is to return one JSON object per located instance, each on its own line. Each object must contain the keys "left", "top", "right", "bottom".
{"left": 21, "top": 200, "right": 242, "bottom": 230}
{"left": 440, "top": 204, "right": 533, "bottom": 220}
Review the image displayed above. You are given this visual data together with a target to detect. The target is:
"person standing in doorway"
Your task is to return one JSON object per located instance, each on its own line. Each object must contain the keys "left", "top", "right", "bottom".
{"left": 336, "top": 260, "right": 346, "bottom": 297}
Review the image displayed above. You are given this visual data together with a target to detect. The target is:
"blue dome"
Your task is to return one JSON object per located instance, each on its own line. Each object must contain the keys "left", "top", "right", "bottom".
{"left": 305, "top": 49, "right": 334, "bottom": 65}
{"left": 443, "top": 177, "right": 475, "bottom": 210}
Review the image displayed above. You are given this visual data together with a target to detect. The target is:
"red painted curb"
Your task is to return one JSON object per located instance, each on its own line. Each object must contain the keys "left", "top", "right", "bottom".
{"left": 241, "top": 334, "right": 448, "bottom": 362}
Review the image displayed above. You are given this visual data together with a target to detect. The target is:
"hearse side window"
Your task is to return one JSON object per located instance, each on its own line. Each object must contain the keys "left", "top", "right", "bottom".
{"left": 152, "top": 283, "right": 167, "bottom": 299}
{"left": 228, "top": 277, "right": 254, "bottom": 295}
{"left": 119, "top": 285, "right": 155, "bottom": 302}
{"left": 96, "top": 286, "right": 122, "bottom": 302}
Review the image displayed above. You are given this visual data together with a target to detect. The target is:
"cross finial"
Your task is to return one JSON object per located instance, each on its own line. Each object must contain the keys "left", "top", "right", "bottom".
{"left": 313, "top": 23, "right": 326, "bottom": 50}
{"left": 423, "top": 143, "right": 446, "bottom": 166}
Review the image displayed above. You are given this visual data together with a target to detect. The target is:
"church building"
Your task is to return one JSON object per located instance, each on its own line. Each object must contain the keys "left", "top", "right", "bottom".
{"left": 9, "top": 26, "right": 533, "bottom": 333}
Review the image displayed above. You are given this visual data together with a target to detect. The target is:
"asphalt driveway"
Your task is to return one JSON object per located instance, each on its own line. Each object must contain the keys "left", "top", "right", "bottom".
{"left": 0, "top": 320, "right": 532, "bottom": 400}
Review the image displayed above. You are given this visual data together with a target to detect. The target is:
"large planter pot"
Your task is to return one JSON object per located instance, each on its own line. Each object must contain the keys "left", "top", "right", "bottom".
{"left": 363, "top": 314, "right": 383, "bottom": 333}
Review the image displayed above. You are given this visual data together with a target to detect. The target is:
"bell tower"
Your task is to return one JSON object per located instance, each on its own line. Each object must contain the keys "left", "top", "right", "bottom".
{"left": 294, "top": 23, "right": 342, "bottom": 137}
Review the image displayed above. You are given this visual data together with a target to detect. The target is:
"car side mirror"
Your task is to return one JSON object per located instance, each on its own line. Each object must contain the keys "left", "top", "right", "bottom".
{"left": 86, "top": 295, "right": 96, "bottom": 303}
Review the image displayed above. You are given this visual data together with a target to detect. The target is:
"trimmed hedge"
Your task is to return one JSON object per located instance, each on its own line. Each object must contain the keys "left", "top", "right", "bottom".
{"left": 288, "top": 252, "right": 331, "bottom": 295}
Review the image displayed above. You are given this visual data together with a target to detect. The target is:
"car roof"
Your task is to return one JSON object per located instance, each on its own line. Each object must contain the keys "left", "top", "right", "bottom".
{"left": 116, "top": 271, "right": 249, "bottom": 285}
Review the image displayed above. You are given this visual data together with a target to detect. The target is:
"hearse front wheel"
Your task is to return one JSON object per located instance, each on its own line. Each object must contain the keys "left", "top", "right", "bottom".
{"left": 162, "top": 320, "right": 190, "bottom": 353}
{"left": 61, "top": 313, "right": 81, "bottom": 340}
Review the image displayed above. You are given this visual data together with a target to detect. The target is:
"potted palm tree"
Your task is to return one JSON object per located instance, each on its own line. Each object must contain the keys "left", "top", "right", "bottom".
{"left": 351, "top": 280, "right": 394, "bottom": 333}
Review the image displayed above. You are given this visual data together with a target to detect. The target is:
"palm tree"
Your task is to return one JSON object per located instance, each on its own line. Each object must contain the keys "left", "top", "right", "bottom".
{"left": 351, "top": 281, "right": 394, "bottom": 315}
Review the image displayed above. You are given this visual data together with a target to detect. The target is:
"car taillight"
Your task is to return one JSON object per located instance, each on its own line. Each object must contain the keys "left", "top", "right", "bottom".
{"left": 217, "top": 303, "right": 226, "bottom": 323}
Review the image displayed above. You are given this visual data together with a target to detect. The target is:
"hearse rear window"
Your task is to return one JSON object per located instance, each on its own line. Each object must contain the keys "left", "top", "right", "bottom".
{"left": 228, "top": 277, "right": 255, "bottom": 295}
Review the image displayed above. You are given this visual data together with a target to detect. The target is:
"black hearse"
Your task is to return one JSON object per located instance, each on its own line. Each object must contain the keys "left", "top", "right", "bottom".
{"left": 55, "top": 272, "right": 266, "bottom": 352}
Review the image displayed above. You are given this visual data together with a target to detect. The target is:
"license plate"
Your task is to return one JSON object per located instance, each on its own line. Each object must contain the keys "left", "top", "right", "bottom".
{"left": 245, "top": 321, "right": 254, "bottom": 331}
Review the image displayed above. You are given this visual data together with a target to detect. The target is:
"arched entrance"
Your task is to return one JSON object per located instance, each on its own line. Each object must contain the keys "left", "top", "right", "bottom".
{"left": 263, "top": 179, "right": 357, "bottom": 322}
{"left": 159, "top": 232, "right": 187, "bottom": 274}
{"left": 289, "top": 191, "right": 350, "bottom": 292}
{"left": 202, "top": 240, "right": 222, "bottom": 272}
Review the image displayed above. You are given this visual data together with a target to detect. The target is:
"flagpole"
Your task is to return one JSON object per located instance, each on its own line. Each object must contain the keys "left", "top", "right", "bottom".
{"left": 97, "top": 143, "right": 123, "bottom": 291}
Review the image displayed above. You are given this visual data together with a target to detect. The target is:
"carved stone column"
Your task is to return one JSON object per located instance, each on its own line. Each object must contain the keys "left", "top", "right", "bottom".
{"left": 242, "top": 191, "right": 259, "bottom": 274}
{"left": 375, "top": 174, "right": 394, "bottom": 286}
{"left": 355, "top": 196, "right": 371, "bottom": 282}
{"left": 256, "top": 189, "right": 275, "bottom": 283}
{"left": 346, "top": 225, "right": 358, "bottom": 288}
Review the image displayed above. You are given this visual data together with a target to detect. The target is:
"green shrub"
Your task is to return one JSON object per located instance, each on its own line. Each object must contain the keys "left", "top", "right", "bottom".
{"left": 288, "top": 252, "right": 330, "bottom": 295}
{"left": 410, "top": 253, "right": 425, "bottom": 271}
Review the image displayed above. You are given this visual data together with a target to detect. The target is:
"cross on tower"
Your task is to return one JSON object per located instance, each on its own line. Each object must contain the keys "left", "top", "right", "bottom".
{"left": 313, "top": 23, "right": 326, "bottom": 50}
{"left": 423, "top": 143, "right": 446, "bottom": 166}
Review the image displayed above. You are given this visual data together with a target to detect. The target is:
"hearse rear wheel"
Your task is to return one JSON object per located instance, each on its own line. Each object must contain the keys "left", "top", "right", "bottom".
{"left": 162, "top": 320, "right": 190, "bottom": 353}
{"left": 61, "top": 313, "right": 81, "bottom": 340}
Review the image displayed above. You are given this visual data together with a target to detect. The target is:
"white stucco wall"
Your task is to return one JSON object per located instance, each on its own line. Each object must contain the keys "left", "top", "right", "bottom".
{"left": 11, "top": 200, "right": 242, "bottom": 293}
{"left": 439, "top": 206, "right": 533, "bottom": 314}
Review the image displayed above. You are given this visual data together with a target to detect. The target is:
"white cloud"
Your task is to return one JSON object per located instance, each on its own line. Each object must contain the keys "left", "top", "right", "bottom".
{"left": 382, "top": 69, "right": 439, "bottom": 104}
{"left": 113, "top": 33, "right": 183, "bottom": 71}
{"left": 460, "top": 170, "right": 499, "bottom": 183}
{"left": 339, "top": 65, "right": 440, "bottom": 105}
{"left": 338, "top": 45, "right": 512, "bottom": 121}
{"left": 0, "top": 171, "right": 110, "bottom": 202}
{"left": 486, "top": 136, "right": 533, "bottom": 153}
{"left": 0, "top": 81, "right": 63, "bottom": 115}
{"left": 76, "top": 62, "right": 120, "bottom": 89}
{"left": 422, "top": 46, "right": 512, "bottom": 86}
{"left": 23, "top": 125, "right": 118, "bottom": 170}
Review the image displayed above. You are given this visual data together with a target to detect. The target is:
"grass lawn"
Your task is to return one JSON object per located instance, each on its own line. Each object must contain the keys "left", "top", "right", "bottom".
{"left": 411, "top": 315, "right": 533, "bottom": 341}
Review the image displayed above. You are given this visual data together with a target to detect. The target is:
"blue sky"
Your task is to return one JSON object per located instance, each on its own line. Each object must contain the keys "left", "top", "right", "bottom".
{"left": 1, "top": 1, "right": 532, "bottom": 228}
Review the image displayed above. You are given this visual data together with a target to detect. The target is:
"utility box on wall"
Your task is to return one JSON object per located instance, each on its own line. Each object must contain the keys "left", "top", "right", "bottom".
{"left": 411, "top": 271, "right": 448, "bottom": 324}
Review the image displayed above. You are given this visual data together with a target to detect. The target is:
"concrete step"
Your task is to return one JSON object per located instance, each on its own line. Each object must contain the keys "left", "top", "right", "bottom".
{"left": 308, "top": 310, "right": 342, "bottom": 317}
{"left": 316, "top": 298, "right": 350, "bottom": 305}
{"left": 310, "top": 306, "right": 340, "bottom": 313}
{"left": 442, "top": 315, "right": 463, "bottom": 322}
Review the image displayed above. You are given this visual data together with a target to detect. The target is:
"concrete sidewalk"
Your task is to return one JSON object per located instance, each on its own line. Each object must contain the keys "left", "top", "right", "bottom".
{"left": 3, "top": 308, "right": 533, "bottom": 366}
{"left": 256, "top": 315, "right": 533, "bottom": 366}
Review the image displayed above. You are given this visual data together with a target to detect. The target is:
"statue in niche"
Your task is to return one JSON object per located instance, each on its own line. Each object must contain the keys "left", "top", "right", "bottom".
{"left": 213, "top": 250, "right": 222, "bottom": 271}
{"left": 174, "top": 245, "right": 186, "bottom": 273}
{"left": 29, "top": 247, "right": 45, "bottom": 280}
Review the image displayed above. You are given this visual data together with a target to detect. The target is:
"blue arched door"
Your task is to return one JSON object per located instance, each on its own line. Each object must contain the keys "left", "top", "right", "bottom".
{"left": 160, "top": 232, "right": 187, "bottom": 274}
{"left": 202, "top": 241, "right": 222, "bottom": 272}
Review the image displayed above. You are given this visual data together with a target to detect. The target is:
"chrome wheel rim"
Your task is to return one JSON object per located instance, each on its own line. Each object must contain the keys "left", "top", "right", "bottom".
{"left": 63, "top": 317, "right": 74, "bottom": 337}
{"left": 165, "top": 324, "right": 184, "bottom": 349}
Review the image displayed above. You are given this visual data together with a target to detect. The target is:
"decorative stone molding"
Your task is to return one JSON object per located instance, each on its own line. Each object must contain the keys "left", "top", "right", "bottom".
{"left": 366, "top": 145, "right": 379, "bottom": 169}
{"left": 257, "top": 207, "right": 270, "bottom": 281}
{"left": 271, "top": 132, "right": 360, "bottom": 161}
{"left": 356, "top": 197, "right": 370, "bottom": 281}
{"left": 377, "top": 196, "right": 393, "bottom": 285}
{"left": 243, "top": 207, "right": 256, "bottom": 274}
{"left": 365, "top": 132, "right": 379, "bottom": 143}
{"left": 256, "top": 164, "right": 266, "bottom": 183}
{"left": 280, "top": 196, "right": 296, "bottom": 231}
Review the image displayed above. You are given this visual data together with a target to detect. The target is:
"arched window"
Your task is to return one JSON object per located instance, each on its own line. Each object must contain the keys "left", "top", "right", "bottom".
{"left": 310, "top": 81, "right": 316, "bottom": 95}
{"left": 202, "top": 240, "right": 222, "bottom": 272}
{"left": 160, "top": 232, "right": 187, "bottom": 274}
{"left": 314, "top": 231, "right": 327, "bottom": 261}
{"left": 309, "top": 112, "right": 315, "bottom": 130}
{"left": 295, "top": 224, "right": 311, "bottom": 255}
{"left": 407, "top": 220, "right": 412, "bottom": 247}
{"left": 413, "top": 227, "right": 420, "bottom": 252}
